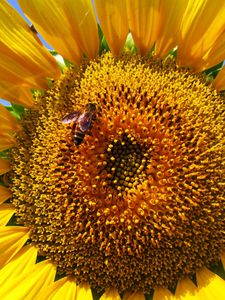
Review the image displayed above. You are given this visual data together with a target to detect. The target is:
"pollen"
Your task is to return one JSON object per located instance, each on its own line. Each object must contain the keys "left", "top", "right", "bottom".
{"left": 10, "top": 53, "right": 225, "bottom": 293}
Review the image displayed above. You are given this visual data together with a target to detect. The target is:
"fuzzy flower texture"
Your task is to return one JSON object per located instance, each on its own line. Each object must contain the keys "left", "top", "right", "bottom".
{"left": 0, "top": 1, "right": 225, "bottom": 300}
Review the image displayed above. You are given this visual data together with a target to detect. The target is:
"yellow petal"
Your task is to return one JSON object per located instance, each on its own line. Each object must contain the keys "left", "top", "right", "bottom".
{"left": 0, "top": 226, "right": 29, "bottom": 269}
{"left": 124, "top": 291, "right": 145, "bottom": 300}
{"left": 100, "top": 288, "right": 121, "bottom": 300}
{"left": 197, "top": 267, "right": 225, "bottom": 299}
{"left": 18, "top": 0, "right": 99, "bottom": 64}
{"left": 0, "top": 50, "right": 47, "bottom": 90}
{"left": 213, "top": 66, "right": 225, "bottom": 91}
{"left": 34, "top": 277, "right": 77, "bottom": 300}
{"left": 177, "top": 0, "right": 225, "bottom": 71}
{"left": 126, "top": 0, "right": 161, "bottom": 55}
{"left": 153, "top": 287, "right": 175, "bottom": 300}
{"left": 0, "top": 104, "right": 20, "bottom": 133}
{"left": 0, "top": 133, "right": 16, "bottom": 151}
{"left": 0, "top": 186, "right": 12, "bottom": 204}
{"left": 0, "top": 1, "right": 60, "bottom": 91}
{"left": 0, "top": 158, "right": 11, "bottom": 175}
{"left": 76, "top": 283, "right": 93, "bottom": 300}
{"left": 175, "top": 277, "right": 200, "bottom": 299}
{"left": 200, "top": 31, "right": 225, "bottom": 70}
{"left": 0, "top": 260, "right": 56, "bottom": 300}
{"left": 155, "top": 0, "right": 188, "bottom": 57}
{"left": 0, "top": 204, "right": 15, "bottom": 226}
{"left": 94, "top": 0, "right": 129, "bottom": 55}
{"left": 61, "top": 0, "right": 99, "bottom": 59}
{"left": 0, "top": 80, "right": 34, "bottom": 108}
{"left": 0, "top": 244, "right": 37, "bottom": 281}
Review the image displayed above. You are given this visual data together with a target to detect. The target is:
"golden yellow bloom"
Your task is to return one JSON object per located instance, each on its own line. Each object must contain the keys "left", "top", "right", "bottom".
{"left": 0, "top": 1, "right": 225, "bottom": 300}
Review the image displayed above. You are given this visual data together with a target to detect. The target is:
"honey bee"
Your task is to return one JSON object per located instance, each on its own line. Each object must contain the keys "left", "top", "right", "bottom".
{"left": 62, "top": 103, "right": 96, "bottom": 146}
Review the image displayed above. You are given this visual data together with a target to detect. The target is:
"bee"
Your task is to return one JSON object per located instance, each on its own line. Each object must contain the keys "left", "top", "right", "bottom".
{"left": 62, "top": 103, "right": 97, "bottom": 146}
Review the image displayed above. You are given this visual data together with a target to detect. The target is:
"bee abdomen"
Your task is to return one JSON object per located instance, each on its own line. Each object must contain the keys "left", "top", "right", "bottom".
{"left": 74, "top": 131, "right": 85, "bottom": 145}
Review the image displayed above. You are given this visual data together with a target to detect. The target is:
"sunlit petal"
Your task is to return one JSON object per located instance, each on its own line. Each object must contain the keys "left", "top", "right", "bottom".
{"left": 0, "top": 133, "right": 16, "bottom": 151}
{"left": 155, "top": 0, "right": 188, "bottom": 57}
{"left": 177, "top": 0, "right": 225, "bottom": 71}
{"left": 0, "top": 51, "right": 48, "bottom": 90}
{"left": 100, "top": 288, "right": 121, "bottom": 300}
{"left": 0, "top": 244, "right": 37, "bottom": 282}
{"left": 213, "top": 66, "right": 225, "bottom": 91}
{"left": 0, "top": 104, "right": 20, "bottom": 133}
{"left": 0, "top": 204, "right": 15, "bottom": 226}
{"left": 0, "top": 81, "right": 34, "bottom": 107}
{"left": 0, "top": 260, "right": 56, "bottom": 300}
{"left": 123, "top": 291, "right": 145, "bottom": 300}
{"left": 18, "top": 0, "right": 99, "bottom": 64}
{"left": 175, "top": 277, "right": 200, "bottom": 299}
{"left": 75, "top": 283, "right": 93, "bottom": 300}
{"left": 200, "top": 31, "right": 225, "bottom": 70}
{"left": 126, "top": 0, "right": 161, "bottom": 55}
{"left": 34, "top": 277, "right": 77, "bottom": 300}
{"left": 0, "top": 226, "right": 29, "bottom": 269}
{"left": 196, "top": 267, "right": 225, "bottom": 299}
{"left": 94, "top": 0, "right": 129, "bottom": 55}
{"left": 62, "top": 0, "right": 99, "bottom": 59}
{"left": 0, "top": 1, "right": 60, "bottom": 92}
{"left": 153, "top": 287, "right": 175, "bottom": 300}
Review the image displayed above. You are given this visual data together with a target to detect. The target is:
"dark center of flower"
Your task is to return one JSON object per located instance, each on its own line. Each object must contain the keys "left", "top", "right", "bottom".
{"left": 10, "top": 53, "right": 225, "bottom": 294}
{"left": 105, "top": 134, "right": 149, "bottom": 196}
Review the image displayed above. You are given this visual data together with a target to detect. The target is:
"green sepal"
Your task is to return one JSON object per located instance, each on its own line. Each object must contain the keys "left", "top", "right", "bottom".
{"left": 0, "top": 149, "right": 10, "bottom": 160}
{"left": 6, "top": 103, "right": 24, "bottom": 120}
{"left": 210, "top": 260, "right": 225, "bottom": 280}
{"left": 124, "top": 33, "right": 137, "bottom": 54}
{"left": 49, "top": 50, "right": 58, "bottom": 56}
{"left": 63, "top": 58, "right": 73, "bottom": 69}
{"left": 204, "top": 61, "right": 223, "bottom": 79}
{"left": 145, "top": 293, "right": 154, "bottom": 300}
{"left": 91, "top": 288, "right": 102, "bottom": 300}
{"left": 49, "top": 50, "right": 72, "bottom": 72}
{"left": 168, "top": 47, "right": 177, "bottom": 58}
{"left": 98, "top": 24, "right": 109, "bottom": 55}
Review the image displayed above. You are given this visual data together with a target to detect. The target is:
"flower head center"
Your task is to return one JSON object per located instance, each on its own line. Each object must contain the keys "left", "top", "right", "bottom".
{"left": 10, "top": 53, "right": 225, "bottom": 294}
{"left": 105, "top": 134, "right": 149, "bottom": 196}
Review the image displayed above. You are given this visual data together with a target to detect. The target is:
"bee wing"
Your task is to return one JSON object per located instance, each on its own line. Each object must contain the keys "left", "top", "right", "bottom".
{"left": 62, "top": 111, "right": 80, "bottom": 124}
{"left": 78, "top": 114, "right": 92, "bottom": 132}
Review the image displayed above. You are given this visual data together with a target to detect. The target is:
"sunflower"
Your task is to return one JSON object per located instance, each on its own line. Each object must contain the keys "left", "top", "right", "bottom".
{"left": 0, "top": 0, "right": 225, "bottom": 299}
